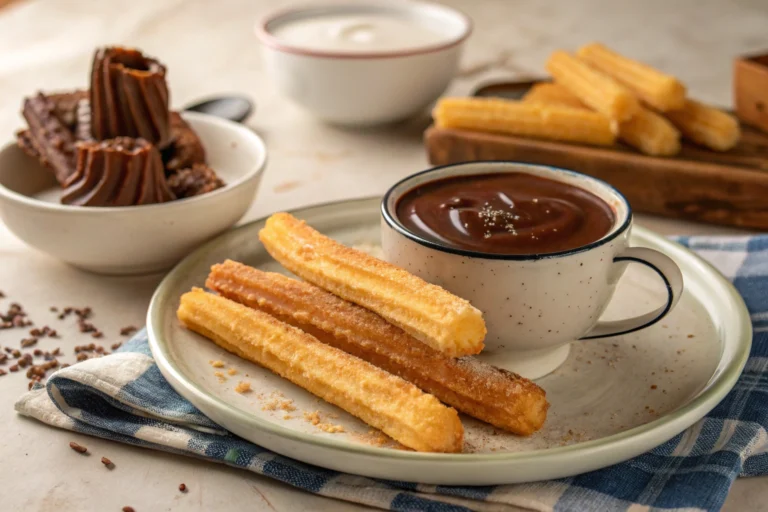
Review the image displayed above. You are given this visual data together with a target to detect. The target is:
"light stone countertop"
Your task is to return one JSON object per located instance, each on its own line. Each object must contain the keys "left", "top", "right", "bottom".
{"left": 0, "top": 0, "right": 767, "bottom": 510}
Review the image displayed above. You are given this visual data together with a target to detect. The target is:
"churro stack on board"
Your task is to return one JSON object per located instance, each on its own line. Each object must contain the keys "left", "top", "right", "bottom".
{"left": 433, "top": 42, "right": 741, "bottom": 156}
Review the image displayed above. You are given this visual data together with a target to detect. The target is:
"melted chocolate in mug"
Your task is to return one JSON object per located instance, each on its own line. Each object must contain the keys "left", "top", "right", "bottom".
{"left": 396, "top": 173, "right": 615, "bottom": 255}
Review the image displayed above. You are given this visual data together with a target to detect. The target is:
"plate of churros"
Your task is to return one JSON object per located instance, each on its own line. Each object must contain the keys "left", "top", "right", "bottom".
{"left": 147, "top": 196, "right": 750, "bottom": 485}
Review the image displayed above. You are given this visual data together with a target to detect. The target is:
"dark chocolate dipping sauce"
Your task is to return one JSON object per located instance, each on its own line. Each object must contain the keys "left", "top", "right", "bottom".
{"left": 396, "top": 173, "right": 615, "bottom": 255}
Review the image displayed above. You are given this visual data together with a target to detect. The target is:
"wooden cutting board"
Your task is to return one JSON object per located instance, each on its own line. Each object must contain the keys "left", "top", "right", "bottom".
{"left": 424, "top": 124, "right": 768, "bottom": 230}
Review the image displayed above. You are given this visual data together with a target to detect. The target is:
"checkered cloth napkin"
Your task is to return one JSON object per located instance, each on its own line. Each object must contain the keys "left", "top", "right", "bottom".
{"left": 14, "top": 235, "right": 768, "bottom": 512}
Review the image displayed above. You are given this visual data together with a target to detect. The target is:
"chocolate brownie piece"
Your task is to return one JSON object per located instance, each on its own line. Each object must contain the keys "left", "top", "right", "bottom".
{"left": 167, "top": 164, "right": 224, "bottom": 198}
{"left": 163, "top": 112, "right": 206, "bottom": 173}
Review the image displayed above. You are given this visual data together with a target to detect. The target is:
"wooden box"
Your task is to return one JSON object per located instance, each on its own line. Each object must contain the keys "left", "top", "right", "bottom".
{"left": 735, "top": 52, "right": 768, "bottom": 135}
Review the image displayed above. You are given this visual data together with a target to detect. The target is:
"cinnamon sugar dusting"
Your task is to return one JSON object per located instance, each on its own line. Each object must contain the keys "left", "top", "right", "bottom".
{"left": 303, "top": 411, "right": 345, "bottom": 434}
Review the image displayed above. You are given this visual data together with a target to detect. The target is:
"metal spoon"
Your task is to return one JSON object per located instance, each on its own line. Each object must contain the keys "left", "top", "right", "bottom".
{"left": 183, "top": 95, "right": 254, "bottom": 123}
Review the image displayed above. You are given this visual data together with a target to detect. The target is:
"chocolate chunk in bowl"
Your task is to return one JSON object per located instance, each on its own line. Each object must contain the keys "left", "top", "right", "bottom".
{"left": 62, "top": 137, "right": 175, "bottom": 207}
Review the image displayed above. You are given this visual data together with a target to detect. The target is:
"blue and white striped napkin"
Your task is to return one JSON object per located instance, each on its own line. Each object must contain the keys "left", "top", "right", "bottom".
{"left": 15, "top": 235, "right": 768, "bottom": 512}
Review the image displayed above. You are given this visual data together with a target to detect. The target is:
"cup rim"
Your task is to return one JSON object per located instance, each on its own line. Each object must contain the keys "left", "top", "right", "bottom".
{"left": 381, "top": 161, "right": 633, "bottom": 261}
{"left": 255, "top": 0, "right": 473, "bottom": 60}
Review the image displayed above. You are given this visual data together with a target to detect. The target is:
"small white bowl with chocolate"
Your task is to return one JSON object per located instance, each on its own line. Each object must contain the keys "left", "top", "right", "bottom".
{"left": 0, "top": 47, "right": 267, "bottom": 275}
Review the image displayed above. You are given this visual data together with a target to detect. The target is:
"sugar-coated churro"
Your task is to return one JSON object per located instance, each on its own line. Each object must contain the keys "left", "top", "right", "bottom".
{"left": 258, "top": 213, "right": 487, "bottom": 357}
{"left": 546, "top": 50, "right": 640, "bottom": 121}
{"left": 577, "top": 42, "right": 686, "bottom": 112}
{"left": 207, "top": 260, "right": 549, "bottom": 435}
{"left": 433, "top": 97, "right": 616, "bottom": 147}
{"left": 177, "top": 288, "right": 464, "bottom": 453}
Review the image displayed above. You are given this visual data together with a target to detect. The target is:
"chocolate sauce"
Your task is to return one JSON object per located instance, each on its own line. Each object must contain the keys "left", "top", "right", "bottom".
{"left": 396, "top": 173, "right": 615, "bottom": 255}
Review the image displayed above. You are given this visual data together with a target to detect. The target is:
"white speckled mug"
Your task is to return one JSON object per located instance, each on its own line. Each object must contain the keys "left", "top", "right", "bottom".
{"left": 381, "top": 162, "right": 684, "bottom": 379}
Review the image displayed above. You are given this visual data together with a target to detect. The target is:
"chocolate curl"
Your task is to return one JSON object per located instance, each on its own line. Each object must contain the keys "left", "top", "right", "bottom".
{"left": 21, "top": 93, "right": 80, "bottom": 185}
{"left": 62, "top": 138, "right": 175, "bottom": 207}
{"left": 90, "top": 47, "right": 172, "bottom": 148}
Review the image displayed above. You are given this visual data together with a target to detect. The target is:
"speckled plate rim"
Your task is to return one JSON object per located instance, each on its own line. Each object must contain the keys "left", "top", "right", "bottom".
{"left": 147, "top": 197, "right": 751, "bottom": 467}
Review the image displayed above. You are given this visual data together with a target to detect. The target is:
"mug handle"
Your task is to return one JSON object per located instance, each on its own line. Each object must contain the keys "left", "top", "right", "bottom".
{"left": 581, "top": 247, "right": 684, "bottom": 340}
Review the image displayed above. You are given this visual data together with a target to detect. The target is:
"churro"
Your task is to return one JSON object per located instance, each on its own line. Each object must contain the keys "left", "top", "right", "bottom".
{"left": 258, "top": 213, "right": 486, "bottom": 357}
{"left": 523, "top": 82, "right": 680, "bottom": 156}
{"left": 177, "top": 288, "right": 464, "bottom": 452}
{"left": 665, "top": 99, "right": 741, "bottom": 151}
{"left": 522, "top": 82, "right": 586, "bottom": 109}
{"left": 577, "top": 42, "right": 686, "bottom": 112}
{"left": 546, "top": 50, "right": 640, "bottom": 121}
{"left": 433, "top": 97, "right": 616, "bottom": 146}
{"left": 207, "top": 261, "right": 549, "bottom": 435}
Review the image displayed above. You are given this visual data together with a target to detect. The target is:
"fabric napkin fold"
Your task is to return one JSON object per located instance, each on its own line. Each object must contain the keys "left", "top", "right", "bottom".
{"left": 15, "top": 235, "right": 768, "bottom": 512}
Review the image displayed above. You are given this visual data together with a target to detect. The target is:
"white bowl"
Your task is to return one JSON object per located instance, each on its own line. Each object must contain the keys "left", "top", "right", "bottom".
{"left": 0, "top": 112, "right": 267, "bottom": 275}
{"left": 256, "top": 1, "right": 471, "bottom": 126}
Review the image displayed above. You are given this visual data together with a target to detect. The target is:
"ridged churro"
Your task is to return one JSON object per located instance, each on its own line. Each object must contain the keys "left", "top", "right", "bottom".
{"left": 577, "top": 42, "right": 686, "bottom": 112}
{"left": 546, "top": 50, "right": 640, "bottom": 121}
{"left": 523, "top": 82, "right": 680, "bottom": 156}
{"left": 433, "top": 97, "right": 617, "bottom": 146}
{"left": 207, "top": 261, "right": 549, "bottom": 435}
{"left": 258, "top": 213, "right": 486, "bottom": 357}
{"left": 177, "top": 288, "right": 464, "bottom": 453}
{"left": 665, "top": 99, "right": 741, "bottom": 152}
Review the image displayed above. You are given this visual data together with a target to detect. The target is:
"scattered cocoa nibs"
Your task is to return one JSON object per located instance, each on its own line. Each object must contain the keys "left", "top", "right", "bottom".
{"left": 28, "top": 381, "right": 36, "bottom": 390}
{"left": 0, "top": 369, "right": 6, "bottom": 376}
{"left": 60, "top": 363, "right": 70, "bottom": 369}
{"left": 0, "top": 353, "right": 7, "bottom": 364}
{"left": 76, "top": 353, "right": 89, "bottom": 362}
{"left": 44, "top": 352, "right": 54, "bottom": 361}
{"left": 111, "top": 342, "right": 122, "bottom": 351}
{"left": 179, "top": 483, "right": 187, "bottom": 492}
{"left": 52, "top": 347, "right": 61, "bottom": 356}
{"left": 120, "top": 325, "right": 138, "bottom": 336}
{"left": 48, "top": 329, "right": 58, "bottom": 337}
{"left": 91, "top": 331, "right": 103, "bottom": 339}
{"left": 0, "top": 291, "right": 4, "bottom": 298}
{"left": 69, "top": 441, "right": 88, "bottom": 454}
{"left": 11, "top": 349, "right": 21, "bottom": 358}
{"left": 101, "top": 456, "right": 114, "bottom": 468}
{"left": 0, "top": 321, "right": 12, "bottom": 329}
{"left": 29, "top": 328, "right": 42, "bottom": 337}
{"left": 49, "top": 306, "right": 58, "bottom": 312}
{"left": 17, "top": 357, "right": 29, "bottom": 369}
{"left": 95, "top": 345, "right": 105, "bottom": 353}
{"left": 650, "top": 385, "right": 658, "bottom": 390}
{"left": 4, "top": 347, "right": 12, "bottom": 353}
{"left": 687, "top": 334, "right": 695, "bottom": 339}
{"left": 122, "top": 507, "right": 135, "bottom": 512}
{"left": 26, "top": 365, "right": 46, "bottom": 379}
{"left": 9, "top": 364, "right": 19, "bottom": 372}
{"left": 20, "top": 338, "right": 38, "bottom": 348}
{"left": 33, "top": 349, "right": 43, "bottom": 356}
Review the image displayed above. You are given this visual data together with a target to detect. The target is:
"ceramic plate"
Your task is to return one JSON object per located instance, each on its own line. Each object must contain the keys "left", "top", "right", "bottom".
{"left": 147, "top": 197, "right": 751, "bottom": 485}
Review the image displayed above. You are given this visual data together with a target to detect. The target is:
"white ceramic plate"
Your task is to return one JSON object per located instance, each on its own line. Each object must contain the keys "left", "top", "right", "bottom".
{"left": 147, "top": 197, "right": 751, "bottom": 485}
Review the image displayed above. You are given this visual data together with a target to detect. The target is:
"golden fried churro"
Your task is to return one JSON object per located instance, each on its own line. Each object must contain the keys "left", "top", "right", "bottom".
{"left": 522, "top": 82, "right": 586, "bottom": 109}
{"left": 258, "top": 213, "right": 486, "bottom": 357}
{"left": 577, "top": 42, "right": 686, "bottom": 112}
{"left": 177, "top": 288, "right": 464, "bottom": 453}
{"left": 546, "top": 50, "right": 640, "bottom": 121}
{"left": 523, "top": 83, "right": 680, "bottom": 156}
{"left": 619, "top": 107, "right": 681, "bottom": 156}
{"left": 207, "top": 261, "right": 549, "bottom": 435}
{"left": 433, "top": 97, "right": 616, "bottom": 146}
{"left": 665, "top": 99, "right": 741, "bottom": 152}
